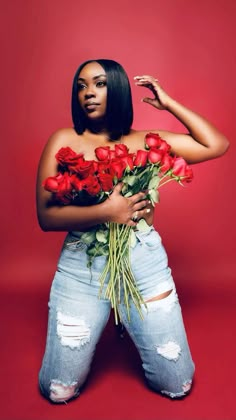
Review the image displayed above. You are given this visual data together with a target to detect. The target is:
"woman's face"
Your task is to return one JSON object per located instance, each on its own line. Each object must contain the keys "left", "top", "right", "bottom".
{"left": 77, "top": 62, "right": 107, "bottom": 121}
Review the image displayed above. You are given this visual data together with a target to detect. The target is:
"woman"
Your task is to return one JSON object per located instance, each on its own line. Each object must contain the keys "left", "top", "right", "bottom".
{"left": 37, "top": 59, "right": 229, "bottom": 403}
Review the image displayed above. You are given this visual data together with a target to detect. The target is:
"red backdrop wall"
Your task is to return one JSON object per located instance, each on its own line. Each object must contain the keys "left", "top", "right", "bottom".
{"left": 1, "top": 0, "right": 235, "bottom": 297}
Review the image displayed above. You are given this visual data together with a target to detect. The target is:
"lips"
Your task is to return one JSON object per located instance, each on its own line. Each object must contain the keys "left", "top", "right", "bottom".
{"left": 84, "top": 102, "right": 99, "bottom": 110}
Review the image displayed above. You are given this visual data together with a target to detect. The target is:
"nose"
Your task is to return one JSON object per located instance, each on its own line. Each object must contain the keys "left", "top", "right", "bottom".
{"left": 84, "top": 85, "right": 96, "bottom": 99}
{"left": 84, "top": 91, "right": 95, "bottom": 99}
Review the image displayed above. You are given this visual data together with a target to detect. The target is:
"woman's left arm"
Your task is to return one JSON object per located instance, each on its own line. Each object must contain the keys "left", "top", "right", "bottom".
{"left": 135, "top": 75, "right": 230, "bottom": 164}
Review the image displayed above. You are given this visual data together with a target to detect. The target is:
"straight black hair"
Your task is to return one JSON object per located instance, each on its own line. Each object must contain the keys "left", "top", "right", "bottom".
{"left": 71, "top": 59, "right": 133, "bottom": 140}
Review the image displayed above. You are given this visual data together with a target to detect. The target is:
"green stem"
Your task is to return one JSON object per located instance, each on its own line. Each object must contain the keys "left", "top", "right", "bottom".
{"left": 159, "top": 177, "right": 176, "bottom": 188}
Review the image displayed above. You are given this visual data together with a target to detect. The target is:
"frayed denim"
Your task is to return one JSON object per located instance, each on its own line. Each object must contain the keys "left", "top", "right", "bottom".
{"left": 39, "top": 226, "right": 195, "bottom": 402}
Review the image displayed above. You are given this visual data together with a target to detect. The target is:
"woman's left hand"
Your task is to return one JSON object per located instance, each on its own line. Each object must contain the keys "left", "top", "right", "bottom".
{"left": 134, "top": 75, "right": 172, "bottom": 110}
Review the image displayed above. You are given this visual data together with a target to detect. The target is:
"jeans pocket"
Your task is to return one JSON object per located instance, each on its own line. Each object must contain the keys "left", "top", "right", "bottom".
{"left": 63, "top": 234, "right": 87, "bottom": 252}
{"left": 135, "top": 229, "right": 162, "bottom": 251}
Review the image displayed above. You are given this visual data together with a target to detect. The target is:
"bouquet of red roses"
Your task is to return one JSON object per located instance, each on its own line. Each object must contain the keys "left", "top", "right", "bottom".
{"left": 43, "top": 133, "right": 193, "bottom": 323}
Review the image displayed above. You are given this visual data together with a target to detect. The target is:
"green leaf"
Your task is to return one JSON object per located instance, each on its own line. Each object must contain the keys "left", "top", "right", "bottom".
{"left": 152, "top": 166, "right": 160, "bottom": 175}
{"left": 148, "top": 176, "right": 161, "bottom": 190}
{"left": 80, "top": 231, "right": 96, "bottom": 245}
{"left": 136, "top": 218, "right": 152, "bottom": 232}
{"left": 149, "top": 188, "right": 160, "bottom": 204}
{"left": 130, "top": 229, "right": 137, "bottom": 248}
{"left": 123, "top": 175, "right": 137, "bottom": 186}
{"left": 96, "top": 230, "right": 108, "bottom": 244}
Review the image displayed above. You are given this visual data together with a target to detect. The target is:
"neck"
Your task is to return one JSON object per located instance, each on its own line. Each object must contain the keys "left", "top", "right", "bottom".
{"left": 86, "top": 119, "right": 109, "bottom": 136}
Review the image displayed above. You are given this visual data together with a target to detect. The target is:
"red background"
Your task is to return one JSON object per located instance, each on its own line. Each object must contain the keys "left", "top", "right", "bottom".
{"left": 1, "top": 1, "right": 235, "bottom": 419}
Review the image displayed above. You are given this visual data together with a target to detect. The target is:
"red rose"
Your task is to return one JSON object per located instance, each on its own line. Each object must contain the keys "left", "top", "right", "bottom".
{"left": 172, "top": 157, "right": 188, "bottom": 176}
{"left": 160, "top": 154, "right": 173, "bottom": 173}
{"left": 95, "top": 146, "right": 111, "bottom": 161}
{"left": 93, "top": 161, "right": 99, "bottom": 172}
{"left": 158, "top": 140, "right": 171, "bottom": 153}
{"left": 183, "top": 166, "right": 193, "bottom": 182}
{"left": 97, "top": 160, "right": 110, "bottom": 173}
{"left": 109, "top": 159, "right": 126, "bottom": 179}
{"left": 98, "top": 173, "right": 114, "bottom": 191}
{"left": 120, "top": 153, "right": 135, "bottom": 171}
{"left": 82, "top": 175, "right": 101, "bottom": 195}
{"left": 43, "top": 172, "right": 73, "bottom": 193}
{"left": 42, "top": 173, "right": 63, "bottom": 192}
{"left": 145, "top": 133, "right": 163, "bottom": 149}
{"left": 56, "top": 172, "right": 73, "bottom": 194}
{"left": 109, "top": 149, "right": 116, "bottom": 159}
{"left": 115, "top": 144, "right": 129, "bottom": 157}
{"left": 148, "top": 148, "right": 163, "bottom": 164}
{"left": 172, "top": 157, "right": 193, "bottom": 182}
{"left": 69, "top": 158, "right": 95, "bottom": 178}
{"left": 56, "top": 147, "right": 83, "bottom": 167}
{"left": 133, "top": 150, "right": 148, "bottom": 167}
{"left": 70, "top": 174, "right": 84, "bottom": 191}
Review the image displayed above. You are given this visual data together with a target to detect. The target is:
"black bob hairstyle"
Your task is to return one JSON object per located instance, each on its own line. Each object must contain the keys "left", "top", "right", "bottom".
{"left": 71, "top": 59, "right": 133, "bottom": 140}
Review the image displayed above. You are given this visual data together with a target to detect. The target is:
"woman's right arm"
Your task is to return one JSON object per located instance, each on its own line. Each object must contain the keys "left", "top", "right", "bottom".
{"left": 36, "top": 131, "right": 150, "bottom": 232}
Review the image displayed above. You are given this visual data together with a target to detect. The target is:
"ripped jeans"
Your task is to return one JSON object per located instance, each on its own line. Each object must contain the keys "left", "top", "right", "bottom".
{"left": 39, "top": 226, "right": 195, "bottom": 402}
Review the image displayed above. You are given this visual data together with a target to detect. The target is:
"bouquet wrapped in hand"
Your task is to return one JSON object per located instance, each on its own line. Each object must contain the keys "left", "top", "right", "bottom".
{"left": 43, "top": 133, "right": 193, "bottom": 323}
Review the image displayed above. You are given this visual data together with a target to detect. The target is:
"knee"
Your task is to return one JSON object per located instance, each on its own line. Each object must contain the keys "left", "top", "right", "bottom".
{"left": 147, "top": 376, "right": 194, "bottom": 399}
{"left": 147, "top": 364, "right": 195, "bottom": 400}
{"left": 39, "top": 378, "right": 80, "bottom": 404}
{"left": 159, "top": 379, "right": 194, "bottom": 399}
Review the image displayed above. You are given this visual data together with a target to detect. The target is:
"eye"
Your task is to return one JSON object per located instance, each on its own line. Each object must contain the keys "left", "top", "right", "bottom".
{"left": 96, "top": 80, "right": 106, "bottom": 87}
{"left": 77, "top": 83, "right": 87, "bottom": 91}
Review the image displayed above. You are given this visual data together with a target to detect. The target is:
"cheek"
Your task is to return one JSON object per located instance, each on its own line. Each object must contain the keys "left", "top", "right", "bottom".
{"left": 102, "top": 93, "right": 107, "bottom": 109}
{"left": 77, "top": 92, "right": 83, "bottom": 105}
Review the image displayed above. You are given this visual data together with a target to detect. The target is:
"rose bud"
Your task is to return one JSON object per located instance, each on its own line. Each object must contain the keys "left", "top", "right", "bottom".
{"left": 97, "top": 160, "right": 110, "bottom": 173}
{"left": 160, "top": 154, "right": 173, "bottom": 173}
{"left": 70, "top": 159, "right": 95, "bottom": 179}
{"left": 145, "top": 133, "right": 163, "bottom": 149}
{"left": 71, "top": 174, "right": 84, "bottom": 191}
{"left": 95, "top": 146, "right": 111, "bottom": 161}
{"left": 98, "top": 173, "right": 114, "bottom": 191}
{"left": 115, "top": 144, "right": 129, "bottom": 157}
{"left": 133, "top": 150, "right": 148, "bottom": 167}
{"left": 42, "top": 176, "right": 60, "bottom": 192}
{"left": 183, "top": 166, "right": 193, "bottom": 182}
{"left": 56, "top": 147, "right": 82, "bottom": 166}
{"left": 158, "top": 140, "right": 171, "bottom": 153}
{"left": 148, "top": 148, "right": 163, "bottom": 164}
{"left": 172, "top": 158, "right": 193, "bottom": 182}
{"left": 120, "top": 153, "right": 135, "bottom": 171}
{"left": 109, "top": 159, "right": 126, "bottom": 179}
{"left": 109, "top": 149, "right": 116, "bottom": 159}
{"left": 83, "top": 175, "right": 101, "bottom": 195}
{"left": 42, "top": 172, "right": 64, "bottom": 192}
{"left": 57, "top": 172, "right": 73, "bottom": 194}
{"left": 172, "top": 157, "right": 188, "bottom": 177}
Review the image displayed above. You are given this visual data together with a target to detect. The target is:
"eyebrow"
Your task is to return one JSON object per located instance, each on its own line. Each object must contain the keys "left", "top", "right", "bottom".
{"left": 77, "top": 74, "right": 107, "bottom": 81}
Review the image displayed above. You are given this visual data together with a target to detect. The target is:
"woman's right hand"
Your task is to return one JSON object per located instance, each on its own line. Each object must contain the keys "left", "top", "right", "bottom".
{"left": 105, "top": 183, "right": 153, "bottom": 226}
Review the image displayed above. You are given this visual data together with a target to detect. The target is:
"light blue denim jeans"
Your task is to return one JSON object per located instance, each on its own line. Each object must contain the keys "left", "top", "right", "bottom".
{"left": 39, "top": 226, "right": 195, "bottom": 402}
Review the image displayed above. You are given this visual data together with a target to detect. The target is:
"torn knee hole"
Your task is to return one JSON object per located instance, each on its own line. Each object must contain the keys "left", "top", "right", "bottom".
{"left": 161, "top": 380, "right": 193, "bottom": 399}
{"left": 145, "top": 289, "right": 172, "bottom": 303}
{"left": 50, "top": 381, "right": 79, "bottom": 403}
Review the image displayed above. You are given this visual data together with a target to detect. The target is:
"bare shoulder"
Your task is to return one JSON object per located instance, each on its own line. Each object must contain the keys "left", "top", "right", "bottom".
{"left": 44, "top": 127, "right": 80, "bottom": 151}
{"left": 37, "top": 128, "right": 82, "bottom": 180}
